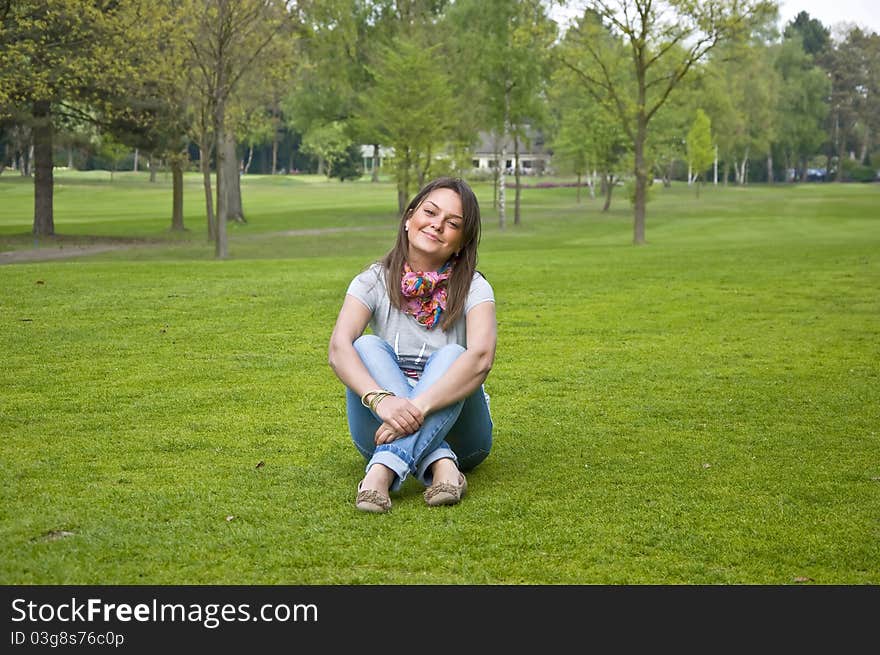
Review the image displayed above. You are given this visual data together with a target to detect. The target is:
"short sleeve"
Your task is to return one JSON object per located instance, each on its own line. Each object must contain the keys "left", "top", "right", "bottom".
{"left": 465, "top": 272, "right": 494, "bottom": 313}
{"left": 346, "top": 264, "right": 383, "bottom": 313}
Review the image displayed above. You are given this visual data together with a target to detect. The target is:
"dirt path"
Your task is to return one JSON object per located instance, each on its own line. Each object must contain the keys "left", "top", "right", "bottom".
{"left": 0, "top": 225, "right": 390, "bottom": 265}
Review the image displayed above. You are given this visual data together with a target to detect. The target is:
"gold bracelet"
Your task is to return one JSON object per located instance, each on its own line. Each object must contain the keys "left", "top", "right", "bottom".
{"left": 360, "top": 389, "right": 386, "bottom": 408}
{"left": 369, "top": 391, "right": 395, "bottom": 412}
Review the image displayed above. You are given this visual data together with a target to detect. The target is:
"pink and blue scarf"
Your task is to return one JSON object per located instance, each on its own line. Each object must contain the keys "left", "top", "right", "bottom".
{"left": 401, "top": 261, "right": 452, "bottom": 329}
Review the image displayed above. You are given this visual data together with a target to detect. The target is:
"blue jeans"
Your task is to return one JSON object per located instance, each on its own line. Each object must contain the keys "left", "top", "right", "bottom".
{"left": 346, "top": 334, "right": 493, "bottom": 491}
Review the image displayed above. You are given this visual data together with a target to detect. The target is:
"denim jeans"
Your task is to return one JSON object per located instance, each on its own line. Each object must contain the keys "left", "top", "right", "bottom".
{"left": 346, "top": 334, "right": 493, "bottom": 491}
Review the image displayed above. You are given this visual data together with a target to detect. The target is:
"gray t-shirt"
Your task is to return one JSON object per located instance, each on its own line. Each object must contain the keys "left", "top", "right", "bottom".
{"left": 346, "top": 263, "right": 495, "bottom": 375}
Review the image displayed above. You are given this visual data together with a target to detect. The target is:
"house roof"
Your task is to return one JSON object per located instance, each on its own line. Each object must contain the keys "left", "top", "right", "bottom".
{"left": 472, "top": 128, "right": 548, "bottom": 155}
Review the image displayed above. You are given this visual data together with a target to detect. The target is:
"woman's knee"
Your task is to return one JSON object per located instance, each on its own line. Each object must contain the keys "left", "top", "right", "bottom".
{"left": 353, "top": 333, "right": 386, "bottom": 355}
{"left": 426, "top": 343, "right": 466, "bottom": 367}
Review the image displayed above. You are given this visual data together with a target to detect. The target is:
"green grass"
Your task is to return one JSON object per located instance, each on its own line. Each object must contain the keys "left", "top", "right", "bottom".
{"left": 1, "top": 172, "right": 878, "bottom": 583}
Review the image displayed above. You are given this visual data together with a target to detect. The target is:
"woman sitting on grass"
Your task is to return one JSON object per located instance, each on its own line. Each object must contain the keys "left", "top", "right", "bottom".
{"left": 328, "top": 176, "right": 496, "bottom": 513}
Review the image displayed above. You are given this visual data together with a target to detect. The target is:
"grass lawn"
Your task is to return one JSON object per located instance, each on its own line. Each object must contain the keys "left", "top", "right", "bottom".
{"left": 1, "top": 172, "right": 878, "bottom": 584}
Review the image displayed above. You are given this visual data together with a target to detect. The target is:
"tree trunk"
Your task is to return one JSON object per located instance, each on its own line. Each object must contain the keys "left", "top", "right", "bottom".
{"left": 714, "top": 146, "right": 718, "bottom": 185}
{"left": 214, "top": 117, "right": 228, "bottom": 259}
{"left": 372, "top": 144, "right": 380, "bottom": 182}
{"left": 417, "top": 145, "right": 431, "bottom": 189}
{"left": 633, "top": 116, "right": 647, "bottom": 245}
{"left": 67, "top": 147, "right": 74, "bottom": 169}
{"left": 492, "top": 157, "right": 498, "bottom": 208}
{"left": 766, "top": 154, "right": 773, "bottom": 184}
{"left": 514, "top": 133, "right": 521, "bottom": 226}
{"left": 244, "top": 145, "right": 254, "bottom": 174}
{"left": 32, "top": 100, "right": 54, "bottom": 237}
{"left": 149, "top": 156, "right": 157, "bottom": 183}
{"left": 199, "top": 144, "right": 216, "bottom": 241}
{"left": 170, "top": 155, "right": 186, "bottom": 231}
{"left": 498, "top": 134, "right": 506, "bottom": 230}
{"left": 602, "top": 174, "right": 614, "bottom": 212}
{"left": 397, "top": 148, "right": 411, "bottom": 214}
{"left": 576, "top": 173, "right": 582, "bottom": 203}
{"left": 221, "top": 132, "right": 244, "bottom": 223}
{"left": 270, "top": 102, "right": 279, "bottom": 175}
{"left": 133, "top": 148, "right": 139, "bottom": 173}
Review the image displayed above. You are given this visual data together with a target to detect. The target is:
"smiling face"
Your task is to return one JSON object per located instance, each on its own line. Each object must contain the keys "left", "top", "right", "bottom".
{"left": 404, "top": 187, "right": 465, "bottom": 271}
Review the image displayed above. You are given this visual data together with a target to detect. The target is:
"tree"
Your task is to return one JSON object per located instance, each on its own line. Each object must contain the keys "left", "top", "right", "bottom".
{"left": 646, "top": 79, "right": 693, "bottom": 187}
{"left": 775, "top": 35, "right": 829, "bottom": 181}
{"left": 96, "top": 135, "right": 129, "bottom": 182}
{"left": 183, "top": 0, "right": 295, "bottom": 259}
{"left": 300, "top": 121, "right": 352, "bottom": 177}
{"left": 550, "top": 33, "right": 631, "bottom": 209}
{"left": 285, "top": 0, "right": 382, "bottom": 178}
{"left": 549, "top": 107, "right": 593, "bottom": 202}
{"left": 700, "top": 37, "right": 778, "bottom": 185}
{"left": 330, "top": 143, "right": 364, "bottom": 182}
{"left": 0, "top": 0, "right": 167, "bottom": 236}
{"left": 357, "top": 34, "right": 456, "bottom": 212}
{"left": 784, "top": 11, "right": 830, "bottom": 57}
{"left": 556, "top": 0, "right": 776, "bottom": 244}
{"left": 448, "top": 0, "right": 555, "bottom": 228}
{"left": 686, "top": 109, "right": 713, "bottom": 196}
{"left": 822, "top": 28, "right": 880, "bottom": 179}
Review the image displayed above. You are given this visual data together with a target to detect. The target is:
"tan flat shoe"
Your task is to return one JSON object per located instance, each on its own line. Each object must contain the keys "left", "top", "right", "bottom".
{"left": 356, "top": 480, "right": 391, "bottom": 513}
{"left": 424, "top": 472, "right": 467, "bottom": 507}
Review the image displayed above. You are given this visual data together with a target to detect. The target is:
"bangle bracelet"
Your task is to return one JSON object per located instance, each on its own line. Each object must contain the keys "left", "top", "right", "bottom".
{"left": 369, "top": 390, "right": 395, "bottom": 412}
{"left": 360, "top": 389, "right": 386, "bottom": 408}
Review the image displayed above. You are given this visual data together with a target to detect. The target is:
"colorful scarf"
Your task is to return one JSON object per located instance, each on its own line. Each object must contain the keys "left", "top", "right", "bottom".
{"left": 401, "top": 261, "right": 452, "bottom": 329}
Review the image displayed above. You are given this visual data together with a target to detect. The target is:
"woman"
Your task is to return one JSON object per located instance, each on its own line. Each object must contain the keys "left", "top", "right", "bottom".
{"left": 328, "top": 176, "right": 496, "bottom": 513}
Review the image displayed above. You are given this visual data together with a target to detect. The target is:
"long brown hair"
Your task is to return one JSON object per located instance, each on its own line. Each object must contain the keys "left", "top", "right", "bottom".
{"left": 381, "top": 177, "right": 482, "bottom": 331}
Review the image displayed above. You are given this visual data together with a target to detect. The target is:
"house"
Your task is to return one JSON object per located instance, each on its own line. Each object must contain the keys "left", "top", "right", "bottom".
{"left": 358, "top": 127, "right": 552, "bottom": 176}
{"left": 471, "top": 128, "right": 552, "bottom": 175}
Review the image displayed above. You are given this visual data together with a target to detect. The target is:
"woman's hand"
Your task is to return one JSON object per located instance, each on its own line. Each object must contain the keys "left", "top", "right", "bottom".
{"left": 373, "top": 396, "right": 424, "bottom": 444}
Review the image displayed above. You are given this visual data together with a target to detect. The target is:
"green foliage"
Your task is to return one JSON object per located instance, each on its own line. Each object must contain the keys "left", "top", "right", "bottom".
{"left": 783, "top": 11, "right": 830, "bottom": 56}
{"left": 300, "top": 121, "right": 352, "bottom": 176}
{"left": 1, "top": 176, "right": 878, "bottom": 583}
{"left": 840, "top": 158, "right": 878, "bottom": 182}
{"left": 329, "top": 143, "right": 364, "bottom": 182}
{"left": 357, "top": 34, "right": 456, "bottom": 203}
{"left": 623, "top": 177, "right": 653, "bottom": 207}
{"left": 687, "top": 108, "right": 714, "bottom": 184}
{"left": 775, "top": 36, "right": 830, "bottom": 167}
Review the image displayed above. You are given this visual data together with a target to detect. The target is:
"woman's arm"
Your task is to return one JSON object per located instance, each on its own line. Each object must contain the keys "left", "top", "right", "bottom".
{"left": 372, "top": 301, "right": 496, "bottom": 445}
{"left": 328, "top": 294, "right": 424, "bottom": 436}
{"left": 411, "top": 300, "right": 497, "bottom": 416}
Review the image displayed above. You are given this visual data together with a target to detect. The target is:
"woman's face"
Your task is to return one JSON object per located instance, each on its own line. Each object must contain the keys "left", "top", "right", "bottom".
{"left": 405, "top": 187, "right": 465, "bottom": 268}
